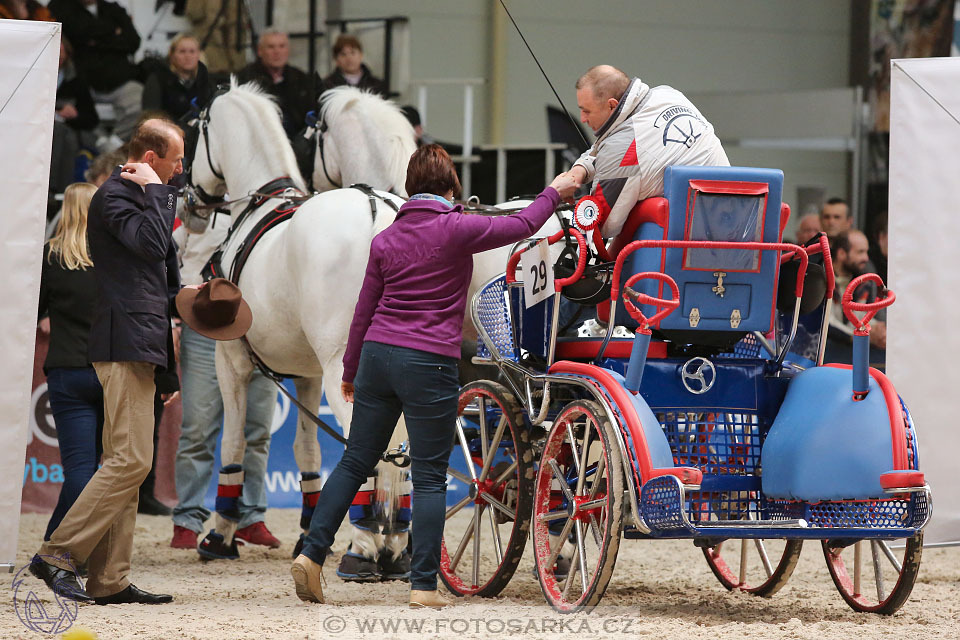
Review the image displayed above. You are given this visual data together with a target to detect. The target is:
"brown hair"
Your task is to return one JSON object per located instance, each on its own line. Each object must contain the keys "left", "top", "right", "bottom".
{"left": 127, "top": 117, "right": 184, "bottom": 161}
{"left": 332, "top": 33, "right": 362, "bottom": 57}
{"left": 405, "top": 144, "right": 461, "bottom": 199}
{"left": 576, "top": 65, "right": 630, "bottom": 102}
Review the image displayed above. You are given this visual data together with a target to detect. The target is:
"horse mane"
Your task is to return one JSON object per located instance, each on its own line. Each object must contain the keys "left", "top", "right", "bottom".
{"left": 214, "top": 77, "right": 308, "bottom": 191}
{"left": 319, "top": 86, "right": 416, "bottom": 194}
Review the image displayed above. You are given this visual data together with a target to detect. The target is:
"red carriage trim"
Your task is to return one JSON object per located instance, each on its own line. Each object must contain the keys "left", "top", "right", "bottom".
{"left": 647, "top": 466, "right": 703, "bottom": 486}
{"left": 553, "top": 338, "right": 667, "bottom": 360}
{"left": 351, "top": 491, "right": 374, "bottom": 506}
{"left": 879, "top": 471, "right": 925, "bottom": 489}
{"left": 217, "top": 484, "right": 243, "bottom": 498}
{"left": 823, "top": 364, "right": 909, "bottom": 470}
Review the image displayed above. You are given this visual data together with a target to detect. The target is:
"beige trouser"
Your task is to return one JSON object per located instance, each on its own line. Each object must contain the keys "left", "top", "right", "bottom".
{"left": 39, "top": 361, "right": 156, "bottom": 598}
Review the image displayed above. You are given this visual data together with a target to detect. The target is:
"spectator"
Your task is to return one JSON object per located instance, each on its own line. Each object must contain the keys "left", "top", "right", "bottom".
{"left": 169, "top": 212, "right": 281, "bottom": 554}
{"left": 85, "top": 147, "right": 128, "bottom": 187}
{"left": 143, "top": 33, "right": 213, "bottom": 122}
{"left": 320, "top": 34, "right": 388, "bottom": 98}
{"left": 567, "top": 65, "right": 729, "bottom": 238}
{"left": 0, "top": 0, "right": 52, "bottom": 20}
{"left": 400, "top": 105, "right": 435, "bottom": 147}
{"left": 869, "top": 212, "right": 888, "bottom": 283}
{"left": 819, "top": 197, "right": 852, "bottom": 238}
{"left": 795, "top": 212, "right": 822, "bottom": 246}
{"left": 32, "top": 118, "right": 183, "bottom": 606}
{"left": 237, "top": 29, "right": 315, "bottom": 137}
{"left": 50, "top": 39, "right": 99, "bottom": 197}
{"left": 185, "top": 0, "right": 250, "bottom": 75}
{"left": 37, "top": 183, "right": 102, "bottom": 546}
{"left": 826, "top": 230, "right": 886, "bottom": 362}
{"left": 48, "top": 0, "right": 143, "bottom": 140}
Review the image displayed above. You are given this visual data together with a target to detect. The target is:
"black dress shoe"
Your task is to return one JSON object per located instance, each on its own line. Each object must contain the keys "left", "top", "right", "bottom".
{"left": 28, "top": 555, "right": 93, "bottom": 603}
{"left": 93, "top": 584, "right": 173, "bottom": 605}
{"left": 137, "top": 493, "right": 173, "bottom": 516}
{"left": 197, "top": 530, "right": 239, "bottom": 561}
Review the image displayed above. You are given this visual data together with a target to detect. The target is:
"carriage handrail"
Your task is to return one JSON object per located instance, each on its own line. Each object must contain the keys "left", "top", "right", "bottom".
{"left": 779, "top": 234, "right": 835, "bottom": 300}
{"left": 505, "top": 228, "right": 587, "bottom": 288}
{"left": 842, "top": 274, "right": 895, "bottom": 335}
{"left": 611, "top": 239, "right": 810, "bottom": 303}
{"left": 622, "top": 272, "right": 681, "bottom": 332}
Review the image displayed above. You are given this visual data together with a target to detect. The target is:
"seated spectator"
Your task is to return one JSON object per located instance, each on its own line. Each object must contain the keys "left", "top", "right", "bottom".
{"left": 868, "top": 211, "right": 888, "bottom": 283}
{"left": 49, "top": 0, "right": 143, "bottom": 140}
{"left": 237, "top": 29, "right": 315, "bottom": 137}
{"left": 795, "top": 212, "right": 822, "bottom": 246}
{"left": 320, "top": 34, "right": 387, "bottom": 98}
{"left": 0, "top": 0, "right": 53, "bottom": 20}
{"left": 819, "top": 197, "right": 852, "bottom": 238}
{"left": 399, "top": 105, "right": 436, "bottom": 147}
{"left": 51, "top": 39, "right": 99, "bottom": 196}
{"left": 825, "top": 229, "right": 886, "bottom": 364}
{"left": 143, "top": 33, "right": 213, "bottom": 123}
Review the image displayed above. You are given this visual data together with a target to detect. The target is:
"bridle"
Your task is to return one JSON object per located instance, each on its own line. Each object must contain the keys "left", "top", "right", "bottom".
{"left": 315, "top": 112, "right": 342, "bottom": 189}
{"left": 185, "top": 86, "right": 230, "bottom": 208}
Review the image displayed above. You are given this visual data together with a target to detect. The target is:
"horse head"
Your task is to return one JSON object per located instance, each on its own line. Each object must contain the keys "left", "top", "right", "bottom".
{"left": 314, "top": 86, "right": 417, "bottom": 196}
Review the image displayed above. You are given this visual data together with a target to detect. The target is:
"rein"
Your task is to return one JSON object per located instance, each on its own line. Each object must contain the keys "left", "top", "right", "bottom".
{"left": 316, "top": 116, "right": 342, "bottom": 189}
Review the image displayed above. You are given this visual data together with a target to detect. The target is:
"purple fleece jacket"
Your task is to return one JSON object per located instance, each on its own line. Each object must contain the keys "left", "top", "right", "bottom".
{"left": 342, "top": 187, "right": 561, "bottom": 383}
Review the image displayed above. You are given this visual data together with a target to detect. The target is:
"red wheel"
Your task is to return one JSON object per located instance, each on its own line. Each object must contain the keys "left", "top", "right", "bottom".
{"left": 703, "top": 537, "right": 803, "bottom": 596}
{"left": 439, "top": 382, "right": 533, "bottom": 597}
{"left": 532, "top": 400, "right": 624, "bottom": 613}
{"left": 823, "top": 535, "right": 923, "bottom": 614}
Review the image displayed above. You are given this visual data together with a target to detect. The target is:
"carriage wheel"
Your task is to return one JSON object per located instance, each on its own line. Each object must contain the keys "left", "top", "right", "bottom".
{"left": 439, "top": 381, "right": 533, "bottom": 598}
{"left": 702, "top": 537, "right": 803, "bottom": 596}
{"left": 532, "top": 400, "right": 624, "bottom": 613}
{"left": 822, "top": 534, "right": 923, "bottom": 614}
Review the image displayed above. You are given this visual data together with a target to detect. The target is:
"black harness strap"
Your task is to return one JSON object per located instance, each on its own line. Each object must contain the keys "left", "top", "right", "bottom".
{"left": 349, "top": 182, "right": 399, "bottom": 222}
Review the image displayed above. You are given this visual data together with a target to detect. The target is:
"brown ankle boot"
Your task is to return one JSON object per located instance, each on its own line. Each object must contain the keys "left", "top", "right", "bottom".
{"left": 291, "top": 554, "right": 326, "bottom": 603}
{"left": 409, "top": 589, "right": 451, "bottom": 609}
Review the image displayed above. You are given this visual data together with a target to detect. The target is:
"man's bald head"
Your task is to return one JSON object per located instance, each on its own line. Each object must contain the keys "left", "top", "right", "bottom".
{"left": 576, "top": 65, "right": 630, "bottom": 102}
{"left": 127, "top": 118, "right": 185, "bottom": 184}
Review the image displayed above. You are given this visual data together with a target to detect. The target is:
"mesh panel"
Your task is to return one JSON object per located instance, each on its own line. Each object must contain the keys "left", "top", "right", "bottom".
{"left": 658, "top": 411, "right": 765, "bottom": 475}
{"left": 764, "top": 493, "right": 927, "bottom": 529}
{"left": 475, "top": 276, "right": 518, "bottom": 362}
{"left": 640, "top": 475, "right": 691, "bottom": 532}
{"left": 726, "top": 333, "right": 764, "bottom": 359}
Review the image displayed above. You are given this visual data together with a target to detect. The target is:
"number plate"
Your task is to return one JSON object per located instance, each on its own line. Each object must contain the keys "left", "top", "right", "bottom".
{"left": 521, "top": 238, "right": 555, "bottom": 308}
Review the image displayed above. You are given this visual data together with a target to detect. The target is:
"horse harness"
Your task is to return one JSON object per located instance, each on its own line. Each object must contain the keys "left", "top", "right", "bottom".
{"left": 199, "top": 178, "right": 408, "bottom": 466}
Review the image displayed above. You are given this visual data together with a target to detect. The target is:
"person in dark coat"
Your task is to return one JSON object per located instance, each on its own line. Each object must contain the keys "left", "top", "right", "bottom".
{"left": 32, "top": 118, "right": 184, "bottom": 606}
{"left": 143, "top": 33, "right": 213, "bottom": 122}
{"left": 48, "top": 0, "right": 143, "bottom": 139}
{"left": 320, "top": 33, "right": 388, "bottom": 98}
{"left": 237, "top": 29, "right": 316, "bottom": 137}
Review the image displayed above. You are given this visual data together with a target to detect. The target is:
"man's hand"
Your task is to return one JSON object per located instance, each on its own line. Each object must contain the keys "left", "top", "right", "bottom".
{"left": 172, "top": 324, "right": 182, "bottom": 363}
{"left": 341, "top": 381, "right": 354, "bottom": 404}
{"left": 869, "top": 320, "right": 887, "bottom": 350}
{"left": 549, "top": 172, "right": 580, "bottom": 201}
{"left": 38, "top": 317, "right": 51, "bottom": 336}
{"left": 568, "top": 165, "right": 588, "bottom": 184}
{"left": 162, "top": 391, "right": 180, "bottom": 406}
{"left": 57, "top": 104, "right": 79, "bottom": 120}
{"left": 120, "top": 162, "right": 162, "bottom": 187}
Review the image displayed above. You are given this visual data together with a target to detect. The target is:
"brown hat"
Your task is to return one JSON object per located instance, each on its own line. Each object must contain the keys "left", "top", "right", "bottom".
{"left": 175, "top": 278, "right": 252, "bottom": 340}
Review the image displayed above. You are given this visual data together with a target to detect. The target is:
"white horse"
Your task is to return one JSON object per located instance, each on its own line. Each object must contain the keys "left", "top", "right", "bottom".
{"left": 190, "top": 79, "right": 411, "bottom": 573}
{"left": 312, "top": 86, "right": 416, "bottom": 196}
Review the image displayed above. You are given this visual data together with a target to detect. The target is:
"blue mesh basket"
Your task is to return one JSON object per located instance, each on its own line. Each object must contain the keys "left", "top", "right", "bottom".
{"left": 474, "top": 275, "right": 519, "bottom": 362}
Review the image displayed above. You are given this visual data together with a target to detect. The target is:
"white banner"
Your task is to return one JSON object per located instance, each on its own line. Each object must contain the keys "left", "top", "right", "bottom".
{"left": 0, "top": 19, "right": 61, "bottom": 569}
{"left": 888, "top": 57, "right": 960, "bottom": 545}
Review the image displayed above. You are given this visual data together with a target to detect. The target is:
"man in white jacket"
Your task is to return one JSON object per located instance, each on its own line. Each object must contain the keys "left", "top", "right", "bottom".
{"left": 568, "top": 65, "right": 730, "bottom": 238}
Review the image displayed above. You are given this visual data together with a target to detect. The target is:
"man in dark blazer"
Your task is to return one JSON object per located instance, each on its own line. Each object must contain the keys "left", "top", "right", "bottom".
{"left": 33, "top": 118, "right": 184, "bottom": 605}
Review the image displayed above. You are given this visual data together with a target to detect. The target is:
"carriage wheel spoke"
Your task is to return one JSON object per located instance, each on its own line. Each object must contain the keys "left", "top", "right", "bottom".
{"left": 878, "top": 540, "right": 902, "bottom": 573}
{"left": 546, "top": 517, "right": 575, "bottom": 570}
{"left": 445, "top": 494, "right": 472, "bottom": 521}
{"left": 562, "top": 542, "right": 580, "bottom": 600}
{"left": 585, "top": 457, "right": 606, "bottom": 500}
{"left": 455, "top": 419, "right": 478, "bottom": 481}
{"left": 482, "top": 492, "right": 515, "bottom": 521}
{"left": 472, "top": 504, "right": 484, "bottom": 587}
{"left": 854, "top": 541, "right": 862, "bottom": 596}
{"left": 565, "top": 421, "right": 582, "bottom": 477}
{"left": 539, "top": 510, "right": 569, "bottom": 523}
{"left": 449, "top": 508, "right": 477, "bottom": 572}
{"left": 548, "top": 459, "right": 575, "bottom": 503}
{"left": 871, "top": 541, "right": 886, "bottom": 602}
{"left": 478, "top": 398, "right": 489, "bottom": 464}
{"left": 575, "top": 418, "right": 592, "bottom": 495}
{"left": 479, "top": 416, "right": 508, "bottom": 483}
{"left": 447, "top": 468, "right": 471, "bottom": 485}
{"left": 739, "top": 539, "right": 749, "bottom": 586}
{"left": 487, "top": 507, "right": 503, "bottom": 565}
{"left": 492, "top": 460, "right": 518, "bottom": 487}
{"left": 575, "top": 521, "right": 589, "bottom": 594}
{"left": 754, "top": 539, "right": 774, "bottom": 578}
{"left": 588, "top": 512, "right": 603, "bottom": 548}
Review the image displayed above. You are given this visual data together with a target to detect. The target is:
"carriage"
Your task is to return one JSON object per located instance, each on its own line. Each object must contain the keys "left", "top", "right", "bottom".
{"left": 438, "top": 165, "right": 931, "bottom": 615}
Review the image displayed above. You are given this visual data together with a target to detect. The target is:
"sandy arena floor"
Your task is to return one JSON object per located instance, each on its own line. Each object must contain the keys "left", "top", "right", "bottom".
{"left": 3, "top": 509, "right": 959, "bottom": 639}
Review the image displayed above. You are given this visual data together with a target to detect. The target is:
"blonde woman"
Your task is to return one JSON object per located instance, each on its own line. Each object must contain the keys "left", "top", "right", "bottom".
{"left": 143, "top": 33, "right": 213, "bottom": 121}
{"left": 38, "top": 182, "right": 103, "bottom": 544}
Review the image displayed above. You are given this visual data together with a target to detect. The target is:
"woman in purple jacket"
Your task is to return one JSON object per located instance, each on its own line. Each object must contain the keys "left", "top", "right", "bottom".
{"left": 291, "top": 145, "right": 579, "bottom": 608}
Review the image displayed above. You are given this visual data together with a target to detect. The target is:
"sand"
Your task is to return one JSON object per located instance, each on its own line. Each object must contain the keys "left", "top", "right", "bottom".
{"left": 3, "top": 509, "right": 959, "bottom": 639}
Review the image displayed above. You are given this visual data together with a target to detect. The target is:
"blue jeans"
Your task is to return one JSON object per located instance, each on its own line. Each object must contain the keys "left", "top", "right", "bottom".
{"left": 301, "top": 341, "right": 459, "bottom": 591}
{"left": 44, "top": 367, "right": 104, "bottom": 541}
{"left": 173, "top": 326, "right": 276, "bottom": 532}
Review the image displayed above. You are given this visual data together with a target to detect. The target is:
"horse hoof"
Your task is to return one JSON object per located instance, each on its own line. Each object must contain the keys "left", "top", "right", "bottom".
{"left": 336, "top": 552, "right": 381, "bottom": 582}
{"left": 292, "top": 533, "right": 305, "bottom": 559}
{"left": 378, "top": 550, "right": 411, "bottom": 582}
{"left": 198, "top": 530, "right": 239, "bottom": 561}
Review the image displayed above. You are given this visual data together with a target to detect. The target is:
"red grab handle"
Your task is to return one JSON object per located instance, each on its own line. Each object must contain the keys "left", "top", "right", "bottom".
{"left": 622, "top": 272, "right": 680, "bottom": 334}
{"left": 505, "top": 228, "right": 587, "bottom": 290}
{"left": 842, "top": 273, "right": 895, "bottom": 336}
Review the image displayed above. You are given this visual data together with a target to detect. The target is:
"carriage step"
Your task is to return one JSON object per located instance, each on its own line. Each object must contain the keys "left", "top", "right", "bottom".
{"left": 695, "top": 518, "right": 808, "bottom": 528}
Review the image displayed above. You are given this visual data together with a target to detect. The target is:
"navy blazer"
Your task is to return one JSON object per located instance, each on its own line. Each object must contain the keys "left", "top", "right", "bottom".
{"left": 87, "top": 167, "right": 180, "bottom": 369}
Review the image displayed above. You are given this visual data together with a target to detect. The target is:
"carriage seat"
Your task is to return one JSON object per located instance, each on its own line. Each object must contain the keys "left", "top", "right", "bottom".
{"left": 553, "top": 337, "right": 667, "bottom": 361}
{"left": 598, "top": 166, "right": 791, "bottom": 348}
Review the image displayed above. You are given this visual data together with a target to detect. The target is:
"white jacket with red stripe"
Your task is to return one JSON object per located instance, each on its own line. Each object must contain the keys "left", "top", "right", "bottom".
{"left": 573, "top": 77, "right": 730, "bottom": 238}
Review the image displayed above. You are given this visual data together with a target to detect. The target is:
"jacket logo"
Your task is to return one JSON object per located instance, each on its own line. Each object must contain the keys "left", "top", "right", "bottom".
{"left": 167, "top": 193, "right": 175, "bottom": 210}
{"left": 653, "top": 105, "right": 706, "bottom": 149}
{"left": 384, "top": 244, "right": 440, "bottom": 270}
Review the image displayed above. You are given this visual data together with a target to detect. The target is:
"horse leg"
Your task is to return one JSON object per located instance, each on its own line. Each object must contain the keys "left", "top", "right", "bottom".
{"left": 378, "top": 414, "right": 412, "bottom": 581}
{"left": 291, "top": 376, "right": 324, "bottom": 558}
{"left": 199, "top": 340, "right": 253, "bottom": 560}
